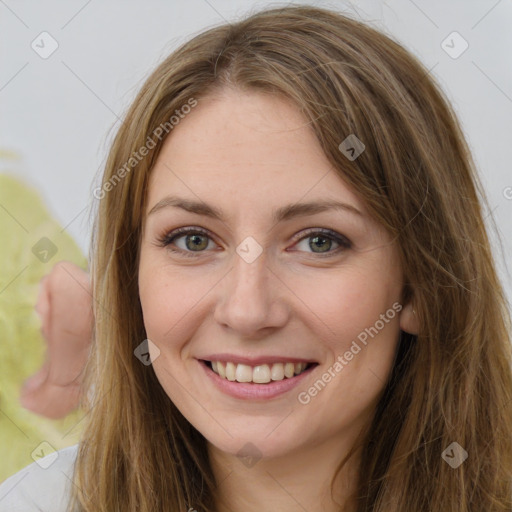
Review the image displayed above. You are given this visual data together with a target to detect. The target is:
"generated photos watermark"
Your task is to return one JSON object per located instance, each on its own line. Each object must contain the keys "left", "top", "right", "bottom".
{"left": 441, "top": 441, "right": 468, "bottom": 468}
{"left": 297, "top": 301, "right": 403, "bottom": 404}
{"left": 31, "top": 441, "right": 59, "bottom": 469}
{"left": 93, "top": 97, "right": 198, "bottom": 200}
{"left": 134, "top": 338, "right": 161, "bottom": 366}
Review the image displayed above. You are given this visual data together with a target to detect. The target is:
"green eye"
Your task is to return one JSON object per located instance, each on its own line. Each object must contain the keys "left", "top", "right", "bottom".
{"left": 292, "top": 228, "right": 351, "bottom": 256}
{"left": 158, "top": 226, "right": 351, "bottom": 258}
{"left": 158, "top": 227, "right": 214, "bottom": 258}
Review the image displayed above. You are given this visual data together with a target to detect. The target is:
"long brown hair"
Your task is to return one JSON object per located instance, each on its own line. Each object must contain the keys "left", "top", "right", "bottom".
{"left": 70, "top": 5, "right": 512, "bottom": 511}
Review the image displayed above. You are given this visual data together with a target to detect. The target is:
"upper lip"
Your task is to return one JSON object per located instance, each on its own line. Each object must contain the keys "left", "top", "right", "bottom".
{"left": 198, "top": 353, "right": 317, "bottom": 366}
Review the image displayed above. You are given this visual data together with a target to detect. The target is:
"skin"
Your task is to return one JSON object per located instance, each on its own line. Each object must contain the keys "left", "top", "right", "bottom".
{"left": 138, "top": 87, "right": 418, "bottom": 512}
{"left": 21, "top": 261, "right": 92, "bottom": 418}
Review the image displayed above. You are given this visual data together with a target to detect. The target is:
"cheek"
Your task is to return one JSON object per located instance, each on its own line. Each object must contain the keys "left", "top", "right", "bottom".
{"left": 139, "top": 274, "right": 171, "bottom": 338}
{"left": 294, "top": 281, "right": 401, "bottom": 439}
{"left": 292, "top": 261, "right": 401, "bottom": 347}
{"left": 138, "top": 264, "right": 211, "bottom": 428}
{"left": 138, "top": 268, "right": 183, "bottom": 355}
{"left": 326, "top": 305, "right": 401, "bottom": 406}
{"left": 293, "top": 258, "right": 402, "bottom": 404}
{"left": 138, "top": 261, "right": 199, "bottom": 342}
{"left": 137, "top": 261, "right": 221, "bottom": 370}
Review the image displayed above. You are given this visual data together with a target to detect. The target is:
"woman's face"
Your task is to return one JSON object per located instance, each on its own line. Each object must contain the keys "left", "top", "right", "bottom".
{"left": 138, "top": 88, "right": 415, "bottom": 460}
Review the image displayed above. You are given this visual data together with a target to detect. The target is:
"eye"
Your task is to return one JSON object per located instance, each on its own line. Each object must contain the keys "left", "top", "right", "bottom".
{"left": 156, "top": 227, "right": 216, "bottom": 258}
{"left": 157, "top": 226, "right": 351, "bottom": 259}
{"left": 291, "top": 228, "right": 351, "bottom": 257}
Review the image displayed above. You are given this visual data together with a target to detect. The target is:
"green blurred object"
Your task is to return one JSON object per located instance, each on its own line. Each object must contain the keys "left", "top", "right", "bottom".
{"left": 0, "top": 165, "right": 87, "bottom": 483}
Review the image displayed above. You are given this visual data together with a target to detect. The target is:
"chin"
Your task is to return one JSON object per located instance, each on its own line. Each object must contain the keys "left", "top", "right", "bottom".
{"left": 204, "top": 432, "right": 298, "bottom": 462}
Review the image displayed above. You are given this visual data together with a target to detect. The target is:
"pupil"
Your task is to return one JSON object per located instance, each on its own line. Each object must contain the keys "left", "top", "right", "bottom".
{"left": 311, "top": 235, "right": 330, "bottom": 252}
{"left": 187, "top": 234, "right": 207, "bottom": 251}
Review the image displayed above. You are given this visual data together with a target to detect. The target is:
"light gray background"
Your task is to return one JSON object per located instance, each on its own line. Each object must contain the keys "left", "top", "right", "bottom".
{"left": 1, "top": 0, "right": 511, "bottom": 307}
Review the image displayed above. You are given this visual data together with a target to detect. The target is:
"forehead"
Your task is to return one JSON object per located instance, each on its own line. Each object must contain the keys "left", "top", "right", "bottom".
{"left": 145, "top": 89, "right": 367, "bottom": 219}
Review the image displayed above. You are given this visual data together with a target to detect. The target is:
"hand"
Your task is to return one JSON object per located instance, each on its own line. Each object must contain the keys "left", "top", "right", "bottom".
{"left": 20, "top": 261, "right": 93, "bottom": 419}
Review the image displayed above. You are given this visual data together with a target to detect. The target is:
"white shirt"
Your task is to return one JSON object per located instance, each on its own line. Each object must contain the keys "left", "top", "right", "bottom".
{"left": 0, "top": 444, "right": 78, "bottom": 512}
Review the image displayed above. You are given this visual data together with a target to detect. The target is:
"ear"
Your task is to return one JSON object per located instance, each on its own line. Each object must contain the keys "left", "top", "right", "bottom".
{"left": 399, "top": 301, "right": 419, "bottom": 335}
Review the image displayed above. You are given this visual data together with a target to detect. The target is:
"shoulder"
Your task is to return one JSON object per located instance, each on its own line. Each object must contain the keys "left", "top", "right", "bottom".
{"left": 0, "top": 444, "right": 78, "bottom": 512}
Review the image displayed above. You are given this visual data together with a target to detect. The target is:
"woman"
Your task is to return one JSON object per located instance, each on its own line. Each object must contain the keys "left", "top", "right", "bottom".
{"left": 1, "top": 4, "right": 511, "bottom": 511}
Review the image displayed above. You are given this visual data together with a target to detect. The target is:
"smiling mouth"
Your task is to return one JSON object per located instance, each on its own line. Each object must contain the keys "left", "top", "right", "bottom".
{"left": 201, "top": 360, "right": 318, "bottom": 384}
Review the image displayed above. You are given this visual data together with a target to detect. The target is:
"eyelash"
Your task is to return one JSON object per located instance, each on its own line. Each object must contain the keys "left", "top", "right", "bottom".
{"left": 156, "top": 226, "right": 351, "bottom": 259}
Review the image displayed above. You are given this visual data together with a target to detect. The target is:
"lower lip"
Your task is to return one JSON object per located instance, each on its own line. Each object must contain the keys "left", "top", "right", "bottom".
{"left": 198, "top": 360, "right": 316, "bottom": 400}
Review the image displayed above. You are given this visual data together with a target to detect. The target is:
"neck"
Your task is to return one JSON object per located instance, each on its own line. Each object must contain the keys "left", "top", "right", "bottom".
{"left": 208, "top": 434, "right": 362, "bottom": 512}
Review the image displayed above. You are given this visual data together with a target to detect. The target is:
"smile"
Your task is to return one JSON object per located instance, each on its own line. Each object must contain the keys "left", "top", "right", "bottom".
{"left": 198, "top": 356, "right": 319, "bottom": 400}
{"left": 206, "top": 360, "right": 313, "bottom": 383}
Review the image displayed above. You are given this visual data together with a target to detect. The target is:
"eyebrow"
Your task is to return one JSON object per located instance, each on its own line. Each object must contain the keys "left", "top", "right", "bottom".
{"left": 147, "top": 196, "right": 363, "bottom": 223}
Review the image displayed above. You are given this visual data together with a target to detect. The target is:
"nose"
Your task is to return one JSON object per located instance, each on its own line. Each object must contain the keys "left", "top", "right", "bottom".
{"left": 213, "top": 248, "right": 290, "bottom": 338}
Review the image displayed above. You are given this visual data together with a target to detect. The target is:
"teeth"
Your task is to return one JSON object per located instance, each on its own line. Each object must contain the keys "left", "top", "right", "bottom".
{"left": 294, "top": 362, "right": 306, "bottom": 375}
{"left": 235, "top": 364, "right": 253, "bottom": 383}
{"left": 284, "top": 362, "right": 295, "bottom": 378}
{"left": 253, "top": 364, "right": 271, "bottom": 383}
{"left": 271, "top": 363, "right": 284, "bottom": 381}
{"left": 225, "top": 362, "right": 236, "bottom": 381}
{"left": 209, "top": 360, "right": 310, "bottom": 383}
